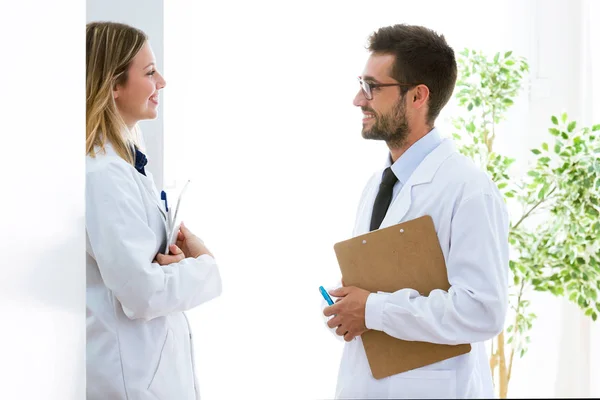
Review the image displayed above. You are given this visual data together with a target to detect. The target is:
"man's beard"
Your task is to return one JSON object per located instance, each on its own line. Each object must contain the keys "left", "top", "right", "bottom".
{"left": 361, "top": 97, "right": 409, "bottom": 148}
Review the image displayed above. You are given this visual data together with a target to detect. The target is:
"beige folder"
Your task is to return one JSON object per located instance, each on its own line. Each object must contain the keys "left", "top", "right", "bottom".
{"left": 333, "top": 215, "right": 471, "bottom": 379}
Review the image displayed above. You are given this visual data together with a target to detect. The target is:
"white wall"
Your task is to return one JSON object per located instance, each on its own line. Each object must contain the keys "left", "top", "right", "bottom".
{"left": 161, "top": 1, "right": 549, "bottom": 399}
{"left": 86, "top": 0, "right": 165, "bottom": 189}
{"left": 1, "top": 1, "right": 85, "bottom": 399}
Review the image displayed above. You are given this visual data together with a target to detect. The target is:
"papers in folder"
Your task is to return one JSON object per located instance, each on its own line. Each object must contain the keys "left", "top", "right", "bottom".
{"left": 165, "top": 180, "right": 190, "bottom": 255}
{"left": 333, "top": 215, "right": 471, "bottom": 379}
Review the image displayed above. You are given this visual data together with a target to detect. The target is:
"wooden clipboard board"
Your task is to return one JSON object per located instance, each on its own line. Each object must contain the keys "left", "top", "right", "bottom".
{"left": 333, "top": 215, "right": 471, "bottom": 379}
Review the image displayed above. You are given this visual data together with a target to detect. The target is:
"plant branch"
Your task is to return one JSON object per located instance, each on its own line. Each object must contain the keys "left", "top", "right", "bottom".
{"left": 512, "top": 186, "right": 557, "bottom": 230}
{"left": 507, "top": 279, "right": 526, "bottom": 384}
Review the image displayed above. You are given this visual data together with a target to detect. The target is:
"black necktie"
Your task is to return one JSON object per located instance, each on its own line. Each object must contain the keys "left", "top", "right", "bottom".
{"left": 370, "top": 167, "right": 399, "bottom": 231}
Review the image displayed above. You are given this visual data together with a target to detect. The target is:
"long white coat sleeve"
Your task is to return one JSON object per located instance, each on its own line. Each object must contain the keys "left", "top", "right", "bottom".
{"left": 86, "top": 162, "right": 222, "bottom": 321}
{"left": 365, "top": 191, "right": 509, "bottom": 345}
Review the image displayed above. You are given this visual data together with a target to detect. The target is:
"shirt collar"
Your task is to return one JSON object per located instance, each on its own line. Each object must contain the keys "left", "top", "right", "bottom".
{"left": 133, "top": 145, "right": 147, "bottom": 176}
{"left": 387, "top": 127, "right": 442, "bottom": 185}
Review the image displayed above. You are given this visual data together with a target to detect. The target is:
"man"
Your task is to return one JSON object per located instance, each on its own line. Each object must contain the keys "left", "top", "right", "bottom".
{"left": 322, "top": 24, "right": 509, "bottom": 399}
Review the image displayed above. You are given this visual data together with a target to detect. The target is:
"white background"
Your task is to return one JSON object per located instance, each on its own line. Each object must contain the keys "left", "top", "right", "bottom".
{"left": 163, "top": 1, "right": 600, "bottom": 399}
{"left": 0, "top": 1, "right": 85, "bottom": 399}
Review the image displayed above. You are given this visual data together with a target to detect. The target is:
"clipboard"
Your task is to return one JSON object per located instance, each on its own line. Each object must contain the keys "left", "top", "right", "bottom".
{"left": 333, "top": 215, "right": 471, "bottom": 379}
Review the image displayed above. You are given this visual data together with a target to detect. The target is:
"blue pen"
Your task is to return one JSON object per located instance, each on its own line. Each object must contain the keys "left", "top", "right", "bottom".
{"left": 160, "top": 190, "right": 169, "bottom": 212}
{"left": 319, "top": 286, "right": 334, "bottom": 306}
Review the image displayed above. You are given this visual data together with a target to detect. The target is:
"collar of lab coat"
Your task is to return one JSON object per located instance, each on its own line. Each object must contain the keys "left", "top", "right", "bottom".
{"left": 386, "top": 128, "right": 443, "bottom": 186}
{"left": 356, "top": 136, "right": 456, "bottom": 235}
{"left": 96, "top": 142, "right": 168, "bottom": 221}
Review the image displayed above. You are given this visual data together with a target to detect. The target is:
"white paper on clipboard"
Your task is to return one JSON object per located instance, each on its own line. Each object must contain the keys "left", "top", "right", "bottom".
{"left": 165, "top": 180, "right": 191, "bottom": 255}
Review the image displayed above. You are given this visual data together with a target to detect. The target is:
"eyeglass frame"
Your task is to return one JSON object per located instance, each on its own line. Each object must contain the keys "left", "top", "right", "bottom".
{"left": 358, "top": 76, "right": 420, "bottom": 100}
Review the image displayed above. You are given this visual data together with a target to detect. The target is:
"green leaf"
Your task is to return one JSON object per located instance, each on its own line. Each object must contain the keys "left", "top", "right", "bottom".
{"left": 561, "top": 132, "right": 569, "bottom": 140}
{"left": 503, "top": 98, "right": 514, "bottom": 105}
{"left": 528, "top": 171, "right": 540, "bottom": 177}
{"left": 506, "top": 60, "right": 515, "bottom": 66}
{"left": 592, "top": 124, "right": 600, "bottom": 131}
{"left": 467, "top": 122, "right": 476, "bottom": 133}
{"left": 498, "top": 182, "right": 508, "bottom": 189}
{"left": 452, "top": 133, "right": 461, "bottom": 140}
{"left": 538, "top": 183, "right": 549, "bottom": 200}
{"left": 539, "top": 157, "right": 551, "bottom": 164}
{"left": 468, "top": 103, "right": 473, "bottom": 111}
{"left": 531, "top": 149, "right": 541, "bottom": 155}
{"left": 542, "top": 142, "right": 549, "bottom": 151}
{"left": 567, "top": 121, "right": 577, "bottom": 133}
{"left": 549, "top": 128, "right": 560, "bottom": 136}
{"left": 552, "top": 116, "right": 559, "bottom": 125}
{"left": 504, "top": 51, "right": 513, "bottom": 58}
{"left": 562, "top": 112, "right": 568, "bottom": 123}
{"left": 570, "top": 292, "right": 578, "bottom": 302}
{"left": 494, "top": 52, "right": 500, "bottom": 63}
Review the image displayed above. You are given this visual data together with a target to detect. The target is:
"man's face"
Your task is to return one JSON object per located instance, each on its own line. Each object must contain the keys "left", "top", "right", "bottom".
{"left": 353, "top": 53, "right": 410, "bottom": 147}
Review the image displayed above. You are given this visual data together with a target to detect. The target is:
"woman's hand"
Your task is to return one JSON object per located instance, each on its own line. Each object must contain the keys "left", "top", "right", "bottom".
{"left": 176, "top": 221, "right": 214, "bottom": 258}
{"left": 154, "top": 244, "right": 185, "bottom": 265}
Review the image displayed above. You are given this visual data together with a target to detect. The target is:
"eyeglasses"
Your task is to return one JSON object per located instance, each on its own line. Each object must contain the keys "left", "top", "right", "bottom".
{"left": 358, "top": 77, "right": 417, "bottom": 100}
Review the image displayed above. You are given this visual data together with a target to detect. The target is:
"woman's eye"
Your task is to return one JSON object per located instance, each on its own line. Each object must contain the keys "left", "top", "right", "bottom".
{"left": 147, "top": 70, "right": 156, "bottom": 76}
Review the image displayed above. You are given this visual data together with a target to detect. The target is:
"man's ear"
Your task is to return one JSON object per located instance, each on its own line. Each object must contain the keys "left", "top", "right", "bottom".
{"left": 411, "top": 84, "right": 430, "bottom": 109}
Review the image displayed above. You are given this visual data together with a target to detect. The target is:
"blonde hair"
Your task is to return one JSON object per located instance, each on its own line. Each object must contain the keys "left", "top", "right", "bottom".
{"left": 86, "top": 21, "right": 148, "bottom": 164}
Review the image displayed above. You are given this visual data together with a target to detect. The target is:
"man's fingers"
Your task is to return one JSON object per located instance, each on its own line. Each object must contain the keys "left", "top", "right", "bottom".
{"left": 335, "top": 325, "right": 348, "bottom": 337}
{"left": 323, "top": 303, "right": 341, "bottom": 317}
{"left": 344, "top": 332, "right": 355, "bottom": 342}
{"left": 326, "top": 315, "right": 342, "bottom": 329}
{"left": 329, "top": 286, "right": 351, "bottom": 297}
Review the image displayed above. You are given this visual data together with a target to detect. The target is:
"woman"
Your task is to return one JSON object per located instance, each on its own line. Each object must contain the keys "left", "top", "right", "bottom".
{"left": 86, "top": 21, "right": 222, "bottom": 400}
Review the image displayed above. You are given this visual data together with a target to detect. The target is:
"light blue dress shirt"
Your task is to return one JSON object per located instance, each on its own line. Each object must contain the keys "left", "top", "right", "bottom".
{"left": 387, "top": 128, "right": 443, "bottom": 200}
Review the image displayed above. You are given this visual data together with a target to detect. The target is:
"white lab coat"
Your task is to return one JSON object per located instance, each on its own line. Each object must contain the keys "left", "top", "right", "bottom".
{"left": 329, "top": 138, "right": 509, "bottom": 399}
{"left": 86, "top": 143, "right": 222, "bottom": 400}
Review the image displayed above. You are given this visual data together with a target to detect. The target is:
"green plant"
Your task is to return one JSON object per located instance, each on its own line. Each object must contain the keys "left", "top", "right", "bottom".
{"left": 452, "top": 48, "right": 600, "bottom": 398}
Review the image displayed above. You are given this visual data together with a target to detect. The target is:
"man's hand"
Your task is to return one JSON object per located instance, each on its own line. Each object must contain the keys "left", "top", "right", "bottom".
{"left": 323, "top": 286, "right": 370, "bottom": 342}
{"left": 176, "top": 221, "right": 213, "bottom": 259}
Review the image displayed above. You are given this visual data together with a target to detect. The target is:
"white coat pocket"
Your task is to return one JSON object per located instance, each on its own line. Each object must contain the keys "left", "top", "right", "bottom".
{"left": 148, "top": 329, "right": 180, "bottom": 399}
{"left": 388, "top": 369, "right": 457, "bottom": 399}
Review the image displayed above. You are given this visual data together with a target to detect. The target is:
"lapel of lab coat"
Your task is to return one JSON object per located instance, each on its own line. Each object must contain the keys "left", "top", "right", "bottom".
{"left": 355, "top": 138, "right": 456, "bottom": 235}
{"left": 102, "top": 143, "right": 170, "bottom": 227}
